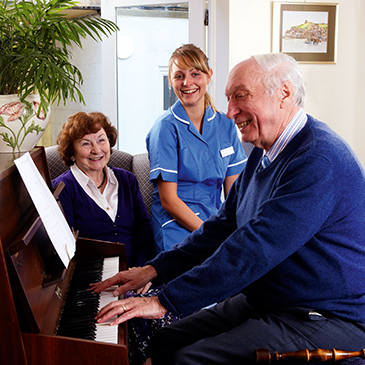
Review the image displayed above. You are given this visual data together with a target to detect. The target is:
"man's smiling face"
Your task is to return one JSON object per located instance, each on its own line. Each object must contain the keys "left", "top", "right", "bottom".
{"left": 225, "top": 58, "right": 287, "bottom": 151}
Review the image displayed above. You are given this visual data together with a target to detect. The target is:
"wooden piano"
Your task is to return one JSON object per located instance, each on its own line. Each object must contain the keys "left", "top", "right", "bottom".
{"left": 0, "top": 147, "right": 129, "bottom": 365}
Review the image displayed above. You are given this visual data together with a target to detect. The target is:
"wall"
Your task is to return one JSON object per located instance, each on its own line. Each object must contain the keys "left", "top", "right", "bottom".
{"left": 229, "top": 0, "right": 365, "bottom": 166}
{"left": 49, "top": 36, "right": 104, "bottom": 144}
{"left": 46, "top": 0, "right": 365, "bottom": 167}
{"left": 115, "top": 14, "right": 188, "bottom": 154}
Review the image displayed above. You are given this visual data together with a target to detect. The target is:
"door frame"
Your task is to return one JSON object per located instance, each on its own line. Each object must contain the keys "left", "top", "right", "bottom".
{"left": 101, "top": 0, "right": 208, "bottom": 130}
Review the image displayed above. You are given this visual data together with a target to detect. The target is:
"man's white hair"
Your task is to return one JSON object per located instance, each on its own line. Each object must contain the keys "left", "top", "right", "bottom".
{"left": 252, "top": 53, "right": 306, "bottom": 107}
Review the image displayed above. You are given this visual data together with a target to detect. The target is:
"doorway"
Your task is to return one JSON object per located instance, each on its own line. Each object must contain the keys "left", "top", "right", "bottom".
{"left": 101, "top": 0, "right": 226, "bottom": 154}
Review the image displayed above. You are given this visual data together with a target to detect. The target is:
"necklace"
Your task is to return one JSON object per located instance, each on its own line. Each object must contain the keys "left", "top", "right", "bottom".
{"left": 97, "top": 169, "right": 106, "bottom": 189}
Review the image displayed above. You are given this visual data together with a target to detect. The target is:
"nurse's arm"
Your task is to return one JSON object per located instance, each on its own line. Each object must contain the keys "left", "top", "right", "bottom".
{"left": 223, "top": 174, "right": 239, "bottom": 198}
{"left": 157, "top": 177, "right": 204, "bottom": 232}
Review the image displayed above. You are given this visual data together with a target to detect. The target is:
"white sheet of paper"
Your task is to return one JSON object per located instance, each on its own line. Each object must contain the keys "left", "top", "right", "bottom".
{"left": 14, "top": 152, "right": 76, "bottom": 267}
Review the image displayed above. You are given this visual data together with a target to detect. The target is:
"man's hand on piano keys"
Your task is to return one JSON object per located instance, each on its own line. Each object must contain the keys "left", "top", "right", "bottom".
{"left": 89, "top": 265, "right": 158, "bottom": 296}
{"left": 95, "top": 296, "right": 168, "bottom": 326}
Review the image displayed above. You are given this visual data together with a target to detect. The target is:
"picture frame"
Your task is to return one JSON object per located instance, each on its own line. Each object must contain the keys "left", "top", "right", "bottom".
{"left": 272, "top": 2, "right": 338, "bottom": 63}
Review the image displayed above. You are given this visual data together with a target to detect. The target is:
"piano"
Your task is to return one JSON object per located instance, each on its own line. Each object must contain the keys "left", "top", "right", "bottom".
{"left": 0, "top": 147, "right": 129, "bottom": 365}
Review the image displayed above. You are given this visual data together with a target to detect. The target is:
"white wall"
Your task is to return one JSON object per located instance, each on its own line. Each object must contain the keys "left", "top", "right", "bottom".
{"left": 48, "top": 0, "right": 365, "bottom": 167}
{"left": 50, "top": 36, "right": 104, "bottom": 144}
{"left": 229, "top": 0, "right": 365, "bottom": 166}
{"left": 116, "top": 15, "right": 188, "bottom": 154}
{"left": 208, "top": 0, "right": 230, "bottom": 112}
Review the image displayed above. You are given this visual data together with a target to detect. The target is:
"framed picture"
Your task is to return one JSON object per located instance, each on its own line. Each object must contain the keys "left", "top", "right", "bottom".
{"left": 272, "top": 2, "right": 338, "bottom": 63}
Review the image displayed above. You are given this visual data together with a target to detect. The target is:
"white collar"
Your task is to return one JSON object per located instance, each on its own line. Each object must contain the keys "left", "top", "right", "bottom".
{"left": 70, "top": 164, "right": 117, "bottom": 190}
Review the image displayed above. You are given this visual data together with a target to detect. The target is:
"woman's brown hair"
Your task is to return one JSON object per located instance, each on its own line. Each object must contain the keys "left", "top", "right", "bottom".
{"left": 57, "top": 111, "right": 118, "bottom": 166}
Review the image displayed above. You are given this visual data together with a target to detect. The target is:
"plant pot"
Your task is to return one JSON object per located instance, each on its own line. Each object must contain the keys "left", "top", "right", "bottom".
{"left": 0, "top": 94, "right": 50, "bottom": 153}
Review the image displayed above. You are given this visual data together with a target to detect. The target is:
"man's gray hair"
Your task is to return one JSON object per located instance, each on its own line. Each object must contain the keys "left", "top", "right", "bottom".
{"left": 252, "top": 53, "right": 305, "bottom": 107}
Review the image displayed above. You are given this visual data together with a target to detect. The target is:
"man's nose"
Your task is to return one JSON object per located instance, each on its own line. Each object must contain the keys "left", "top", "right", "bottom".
{"left": 226, "top": 100, "right": 236, "bottom": 120}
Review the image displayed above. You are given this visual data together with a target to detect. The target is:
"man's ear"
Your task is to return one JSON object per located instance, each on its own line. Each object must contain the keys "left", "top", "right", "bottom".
{"left": 280, "top": 81, "right": 293, "bottom": 107}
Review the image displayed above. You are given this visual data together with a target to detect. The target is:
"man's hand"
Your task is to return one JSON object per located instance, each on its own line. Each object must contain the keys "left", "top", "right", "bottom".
{"left": 96, "top": 296, "right": 168, "bottom": 326}
{"left": 89, "top": 265, "right": 158, "bottom": 297}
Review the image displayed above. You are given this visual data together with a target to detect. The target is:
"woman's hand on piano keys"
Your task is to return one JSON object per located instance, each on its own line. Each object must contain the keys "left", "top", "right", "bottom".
{"left": 90, "top": 265, "right": 158, "bottom": 296}
{"left": 95, "top": 296, "right": 168, "bottom": 326}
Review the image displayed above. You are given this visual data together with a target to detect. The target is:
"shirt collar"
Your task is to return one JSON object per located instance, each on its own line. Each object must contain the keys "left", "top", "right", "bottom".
{"left": 71, "top": 163, "right": 90, "bottom": 189}
{"left": 265, "top": 108, "right": 307, "bottom": 163}
{"left": 70, "top": 164, "right": 117, "bottom": 190}
{"left": 170, "top": 99, "right": 216, "bottom": 125}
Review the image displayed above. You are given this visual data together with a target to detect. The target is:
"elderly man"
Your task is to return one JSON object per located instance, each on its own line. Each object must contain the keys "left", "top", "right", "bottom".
{"left": 93, "top": 53, "right": 365, "bottom": 364}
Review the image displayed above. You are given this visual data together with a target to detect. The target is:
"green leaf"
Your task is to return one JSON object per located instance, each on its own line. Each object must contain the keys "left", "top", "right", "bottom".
{"left": 0, "top": 132, "right": 15, "bottom": 148}
{"left": 0, "top": 0, "right": 119, "bottom": 108}
{"left": 25, "top": 120, "right": 44, "bottom": 135}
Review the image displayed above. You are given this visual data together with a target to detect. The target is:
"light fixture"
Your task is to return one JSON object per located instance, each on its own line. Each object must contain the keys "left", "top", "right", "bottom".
{"left": 118, "top": 35, "right": 134, "bottom": 60}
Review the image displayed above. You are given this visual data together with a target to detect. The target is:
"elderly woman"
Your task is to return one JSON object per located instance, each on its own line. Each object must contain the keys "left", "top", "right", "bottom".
{"left": 54, "top": 111, "right": 162, "bottom": 365}
{"left": 53, "top": 111, "right": 155, "bottom": 268}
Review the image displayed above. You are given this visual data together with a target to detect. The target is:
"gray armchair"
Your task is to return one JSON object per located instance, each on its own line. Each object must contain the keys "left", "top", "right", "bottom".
{"left": 45, "top": 146, "right": 153, "bottom": 217}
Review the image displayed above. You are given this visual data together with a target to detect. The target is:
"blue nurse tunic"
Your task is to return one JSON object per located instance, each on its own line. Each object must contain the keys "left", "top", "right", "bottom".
{"left": 146, "top": 100, "right": 247, "bottom": 253}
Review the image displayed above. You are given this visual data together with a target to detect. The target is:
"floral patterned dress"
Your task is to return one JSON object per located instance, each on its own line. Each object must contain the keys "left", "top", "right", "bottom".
{"left": 126, "top": 285, "right": 184, "bottom": 365}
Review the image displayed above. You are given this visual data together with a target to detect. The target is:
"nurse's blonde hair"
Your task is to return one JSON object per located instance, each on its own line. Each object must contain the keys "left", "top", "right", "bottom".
{"left": 168, "top": 44, "right": 218, "bottom": 114}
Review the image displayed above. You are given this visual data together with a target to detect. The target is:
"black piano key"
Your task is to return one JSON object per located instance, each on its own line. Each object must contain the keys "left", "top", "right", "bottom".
{"left": 56, "top": 256, "right": 104, "bottom": 341}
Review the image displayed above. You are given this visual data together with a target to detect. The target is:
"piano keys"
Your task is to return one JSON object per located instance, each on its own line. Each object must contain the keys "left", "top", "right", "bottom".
{"left": 0, "top": 147, "right": 129, "bottom": 365}
{"left": 96, "top": 256, "right": 119, "bottom": 344}
{"left": 57, "top": 256, "right": 105, "bottom": 341}
{"left": 57, "top": 256, "right": 120, "bottom": 344}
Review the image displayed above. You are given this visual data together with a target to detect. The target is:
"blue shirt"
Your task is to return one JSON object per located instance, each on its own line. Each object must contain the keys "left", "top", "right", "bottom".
{"left": 146, "top": 100, "right": 247, "bottom": 252}
{"left": 265, "top": 107, "right": 307, "bottom": 163}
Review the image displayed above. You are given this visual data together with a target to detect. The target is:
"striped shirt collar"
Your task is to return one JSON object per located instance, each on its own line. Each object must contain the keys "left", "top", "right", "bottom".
{"left": 265, "top": 108, "right": 307, "bottom": 163}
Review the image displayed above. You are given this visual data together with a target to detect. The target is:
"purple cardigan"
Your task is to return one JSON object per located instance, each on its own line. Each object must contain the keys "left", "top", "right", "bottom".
{"left": 53, "top": 167, "right": 156, "bottom": 267}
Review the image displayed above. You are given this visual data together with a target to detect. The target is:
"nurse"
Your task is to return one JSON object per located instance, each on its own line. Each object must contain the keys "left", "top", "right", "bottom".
{"left": 146, "top": 44, "right": 247, "bottom": 253}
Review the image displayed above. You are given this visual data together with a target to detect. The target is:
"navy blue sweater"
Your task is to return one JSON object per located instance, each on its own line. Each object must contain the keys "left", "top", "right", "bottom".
{"left": 150, "top": 116, "right": 365, "bottom": 322}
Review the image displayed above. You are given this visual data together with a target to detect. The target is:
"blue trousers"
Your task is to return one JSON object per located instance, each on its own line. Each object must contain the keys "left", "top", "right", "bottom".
{"left": 151, "top": 294, "right": 365, "bottom": 365}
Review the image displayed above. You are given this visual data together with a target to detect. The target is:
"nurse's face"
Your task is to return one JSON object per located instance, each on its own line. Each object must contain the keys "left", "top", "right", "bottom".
{"left": 170, "top": 63, "right": 212, "bottom": 109}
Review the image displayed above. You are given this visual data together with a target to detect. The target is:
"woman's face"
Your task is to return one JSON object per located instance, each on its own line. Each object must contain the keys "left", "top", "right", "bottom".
{"left": 170, "top": 62, "right": 212, "bottom": 109}
{"left": 73, "top": 127, "right": 110, "bottom": 175}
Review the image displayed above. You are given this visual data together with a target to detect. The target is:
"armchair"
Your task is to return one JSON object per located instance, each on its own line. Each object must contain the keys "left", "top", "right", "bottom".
{"left": 45, "top": 146, "right": 153, "bottom": 217}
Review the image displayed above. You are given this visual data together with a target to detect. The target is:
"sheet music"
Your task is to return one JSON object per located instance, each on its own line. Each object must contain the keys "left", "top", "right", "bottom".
{"left": 14, "top": 152, "right": 75, "bottom": 267}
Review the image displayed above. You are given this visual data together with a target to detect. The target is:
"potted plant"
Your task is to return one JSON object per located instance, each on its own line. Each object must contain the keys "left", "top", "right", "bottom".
{"left": 0, "top": 0, "right": 118, "bottom": 153}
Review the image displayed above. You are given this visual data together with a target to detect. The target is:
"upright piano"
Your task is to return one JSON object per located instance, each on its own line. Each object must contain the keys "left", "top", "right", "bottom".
{"left": 0, "top": 147, "right": 129, "bottom": 365}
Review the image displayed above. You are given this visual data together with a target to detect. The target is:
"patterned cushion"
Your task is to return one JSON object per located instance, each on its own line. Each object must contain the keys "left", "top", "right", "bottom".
{"left": 45, "top": 145, "right": 152, "bottom": 216}
{"left": 242, "top": 141, "right": 254, "bottom": 156}
{"left": 45, "top": 145, "right": 69, "bottom": 180}
{"left": 109, "top": 149, "right": 133, "bottom": 171}
{"left": 45, "top": 146, "right": 134, "bottom": 180}
{"left": 133, "top": 153, "right": 153, "bottom": 217}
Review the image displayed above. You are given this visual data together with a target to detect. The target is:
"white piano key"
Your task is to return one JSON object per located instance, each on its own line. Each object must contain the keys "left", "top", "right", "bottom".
{"left": 95, "top": 256, "right": 119, "bottom": 344}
